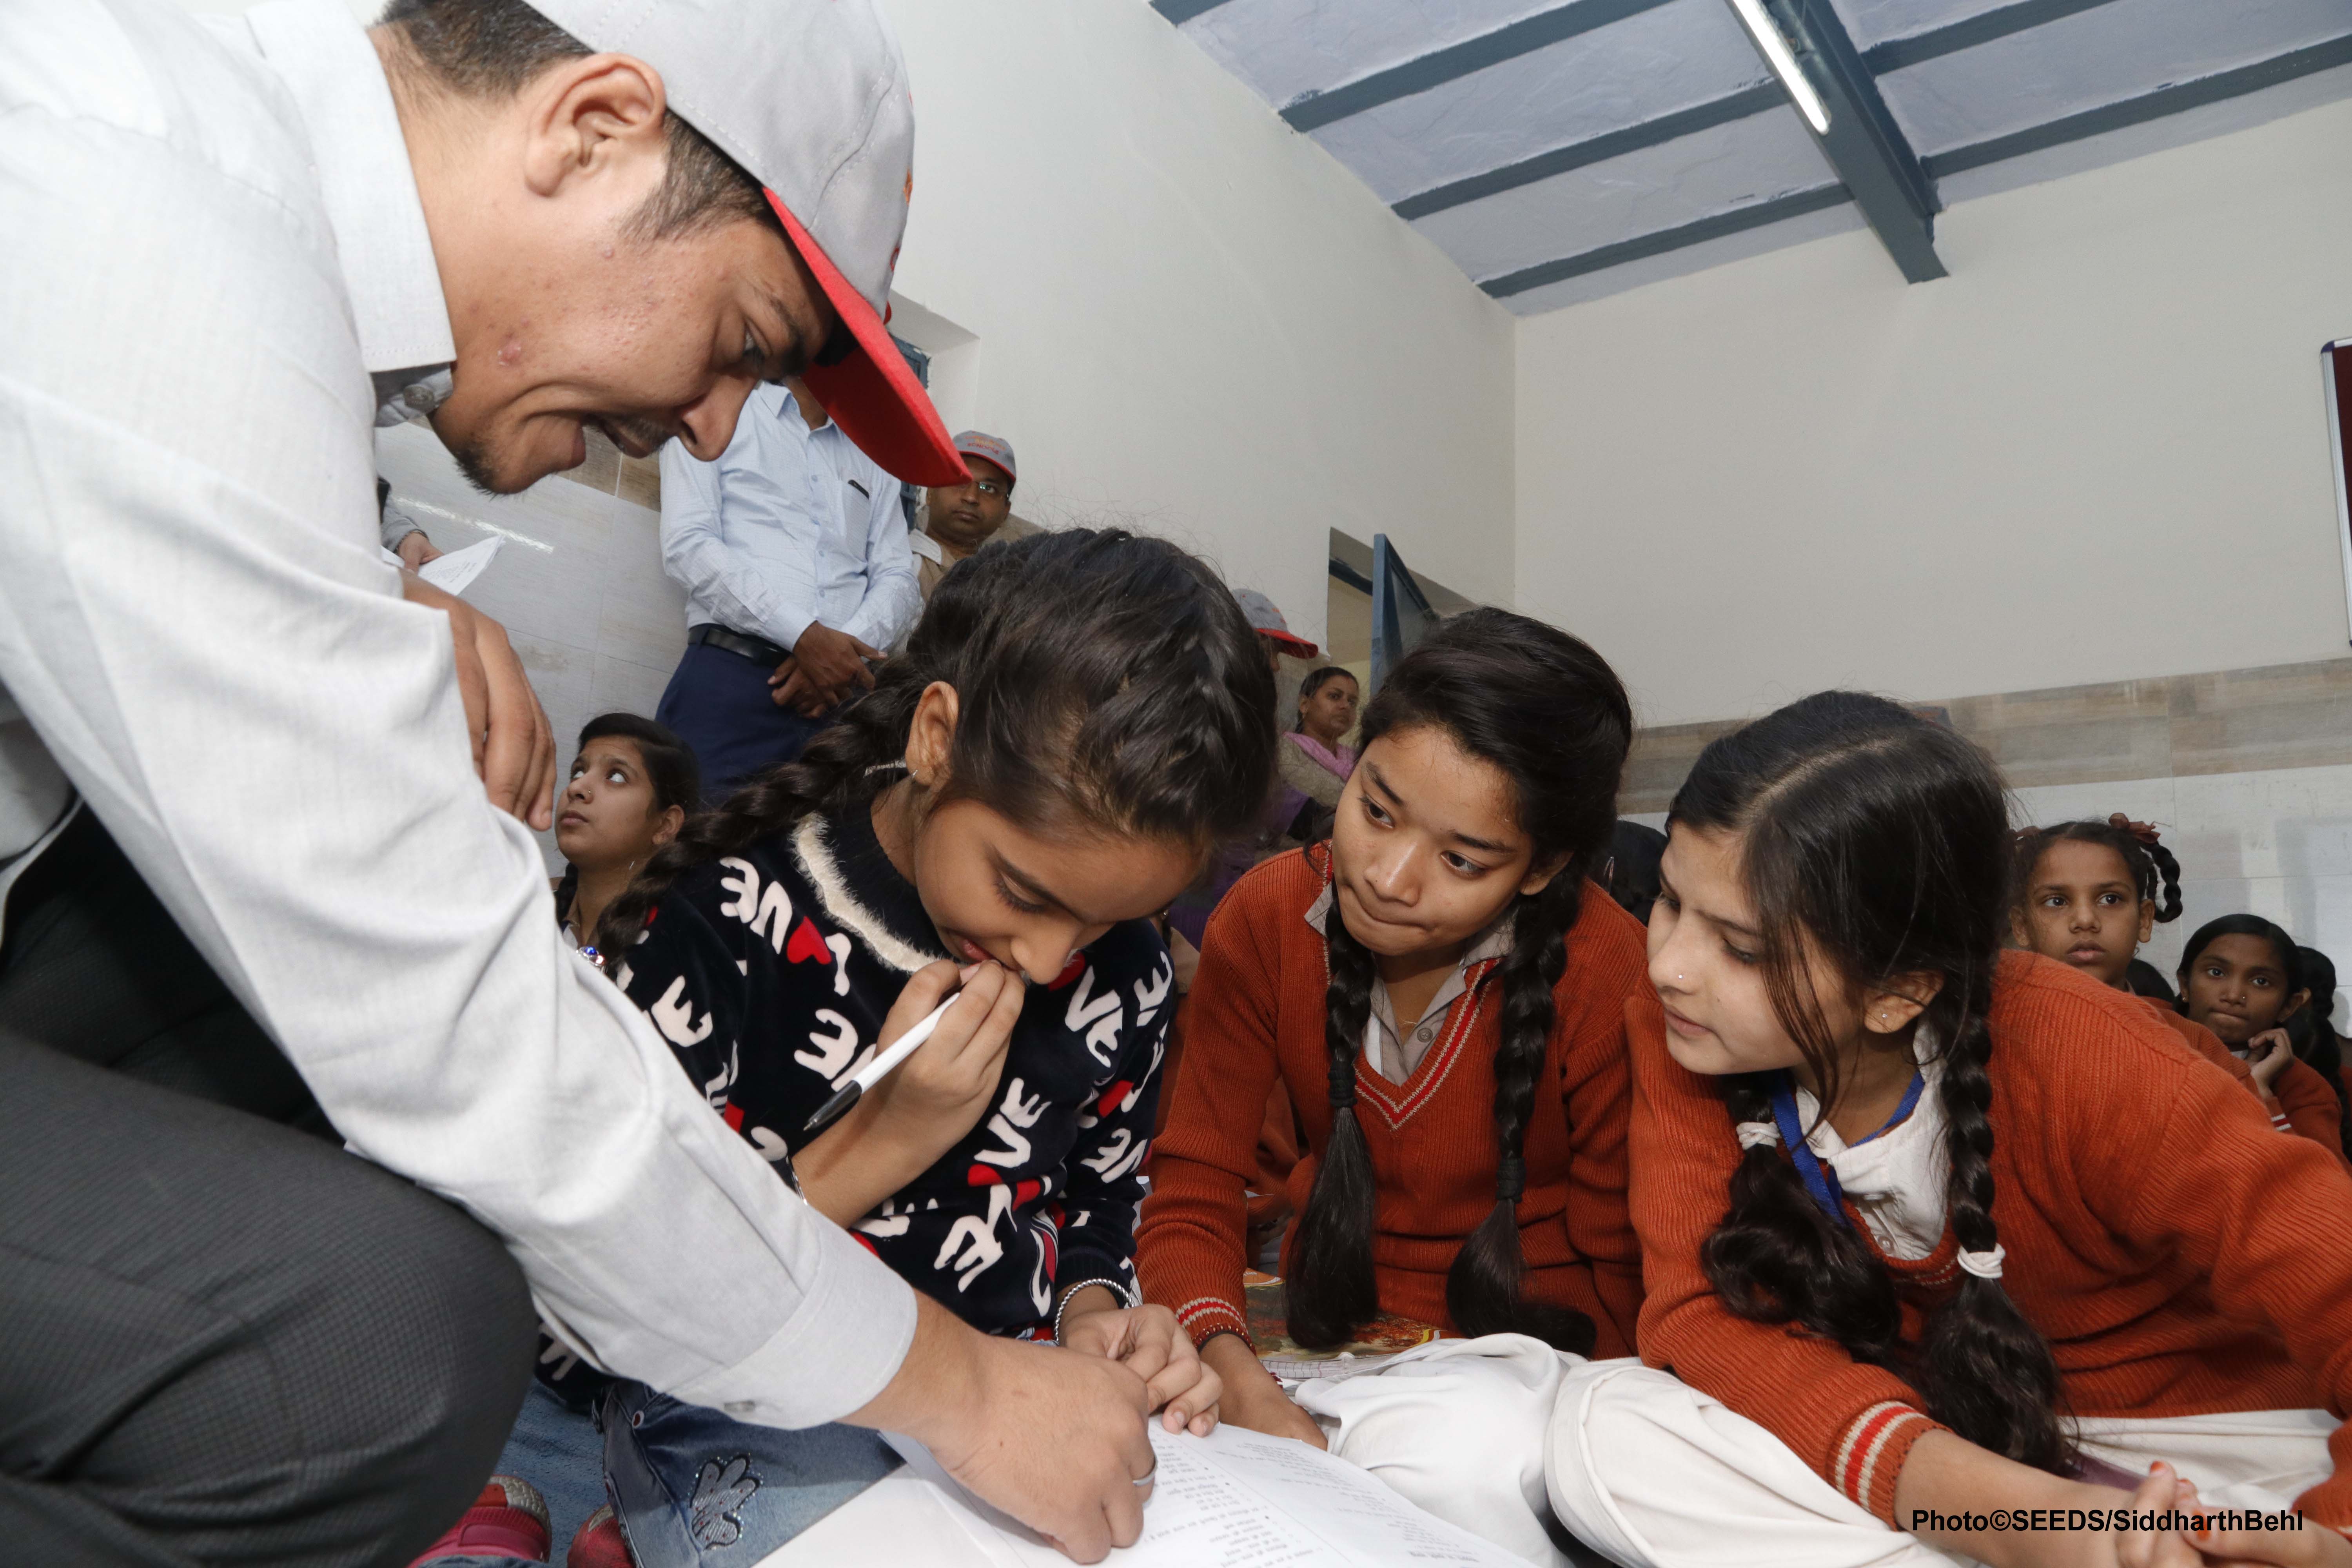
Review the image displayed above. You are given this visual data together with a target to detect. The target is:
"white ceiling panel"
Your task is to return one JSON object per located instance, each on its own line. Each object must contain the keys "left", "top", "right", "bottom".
{"left": 1878, "top": 0, "right": 2352, "bottom": 156}
{"left": 1408, "top": 104, "right": 1837, "bottom": 282}
{"left": 1175, "top": 0, "right": 1561, "bottom": 108}
{"left": 1826, "top": 0, "right": 2021, "bottom": 52}
{"left": 1307, "top": 0, "right": 1767, "bottom": 203}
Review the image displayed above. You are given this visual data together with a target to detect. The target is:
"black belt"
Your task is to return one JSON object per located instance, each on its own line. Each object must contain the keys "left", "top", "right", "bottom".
{"left": 689, "top": 624, "right": 790, "bottom": 665}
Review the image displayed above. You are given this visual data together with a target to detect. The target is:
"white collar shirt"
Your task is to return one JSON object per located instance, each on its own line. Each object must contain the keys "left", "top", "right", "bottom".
{"left": 0, "top": 0, "right": 913, "bottom": 1425}
{"left": 657, "top": 381, "right": 918, "bottom": 653}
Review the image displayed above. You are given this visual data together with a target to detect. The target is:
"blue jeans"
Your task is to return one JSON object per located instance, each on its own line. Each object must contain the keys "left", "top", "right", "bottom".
{"left": 655, "top": 641, "right": 832, "bottom": 804}
{"left": 423, "top": 1380, "right": 898, "bottom": 1567}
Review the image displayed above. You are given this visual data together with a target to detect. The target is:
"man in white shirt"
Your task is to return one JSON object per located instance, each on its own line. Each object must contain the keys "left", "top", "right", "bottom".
{"left": 0, "top": 1, "right": 1156, "bottom": 1563}
{"left": 656, "top": 376, "right": 920, "bottom": 797}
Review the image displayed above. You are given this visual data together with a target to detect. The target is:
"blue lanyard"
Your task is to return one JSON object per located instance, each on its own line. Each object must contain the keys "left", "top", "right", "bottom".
{"left": 1768, "top": 1069, "right": 1924, "bottom": 1228}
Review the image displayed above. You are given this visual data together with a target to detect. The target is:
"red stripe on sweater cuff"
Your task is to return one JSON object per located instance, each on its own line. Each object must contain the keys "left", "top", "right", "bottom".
{"left": 1834, "top": 1403, "right": 1940, "bottom": 1524}
{"left": 1174, "top": 1297, "right": 1250, "bottom": 1350}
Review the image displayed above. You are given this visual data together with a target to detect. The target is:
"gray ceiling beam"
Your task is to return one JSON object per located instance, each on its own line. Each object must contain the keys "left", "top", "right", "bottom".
{"left": 1394, "top": 83, "right": 1784, "bottom": 220}
{"left": 1149, "top": 0, "right": 1235, "bottom": 23}
{"left": 1480, "top": 183, "right": 1849, "bottom": 298}
{"left": 1926, "top": 31, "right": 2352, "bottom": 178}
{"left": 1748, "top": 0, "right": 1945, "bottom": 281}
{"left": 1860, "top": 0, "right": 2126, "bottom": 76}
{"left": 1280, "top": 0, "right": 1680, "bottom": 133}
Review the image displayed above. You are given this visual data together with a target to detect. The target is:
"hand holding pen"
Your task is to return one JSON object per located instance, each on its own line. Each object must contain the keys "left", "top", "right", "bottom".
{"left": 788, "top": 958, "right": 1027, "bottom": 1224}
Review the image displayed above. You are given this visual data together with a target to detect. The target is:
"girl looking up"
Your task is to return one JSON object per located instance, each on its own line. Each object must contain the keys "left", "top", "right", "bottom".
{"left": 1547, "top": 691, "right": 2352, "bottom": 1568}
{"left": 1141, "top": 609, "right": 1649, "bottom": 1565}
{"left": 551, "top": 712, "right": 698, "bottom": 956}
{"left": 2178, "top": 915, "right": 2347, "bottom": 1161}
{"left": 581, "top": 530, "right": 1277, "bottom": 1561}
{"left": 2007, "top": 817, "right": 2303, "bottom": 1131}
{"left": 1279, "top": 665, "right": 1360, "bottom": 819}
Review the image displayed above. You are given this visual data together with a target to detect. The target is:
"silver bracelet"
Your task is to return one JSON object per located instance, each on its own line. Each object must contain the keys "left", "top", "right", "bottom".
{"left": 1053, "top": 1278, "right": 1136, "bottom": 1345}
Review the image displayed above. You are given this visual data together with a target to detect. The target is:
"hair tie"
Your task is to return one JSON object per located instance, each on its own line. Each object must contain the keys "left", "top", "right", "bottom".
{"left": 1735, "top": 1120, "right": 1781, "bottom": 1150}
{"left": 1956, "top": 1244, "right": 2007, "bottom": 1280}
{"left": 2107, "top": 812, "right": 2161, "bottom": 847}
{"left": 1328, "top": 1073, "right": 1357, "bottom": 1109}
{"left": 1495, "top": 1153, "right": 1526, "bottom": 1201}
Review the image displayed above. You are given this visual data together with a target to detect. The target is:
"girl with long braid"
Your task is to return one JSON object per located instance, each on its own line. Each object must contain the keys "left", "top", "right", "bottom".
{"left": 1138, "top": 609, "right": 1652, "bottom": 1565}
{"left": 564, "top": 530, "right": 1277, "bottom": 1562}
{"left": 1550, "top": 693, "right": 2352, "bottom": 1568}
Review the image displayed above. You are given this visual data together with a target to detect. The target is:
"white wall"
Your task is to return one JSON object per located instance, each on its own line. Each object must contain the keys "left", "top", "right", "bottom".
{"left": 1515, "top": 94, "right": 2352, "bottom": 729}
{"left": 879, "top": 0, "right": 1518, "bottom": 644}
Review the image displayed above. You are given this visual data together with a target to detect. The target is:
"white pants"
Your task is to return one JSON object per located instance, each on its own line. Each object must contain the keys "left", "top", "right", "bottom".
{"left": 1298, "top": 1336, "right": 1578, "bottom": 1566}
{"left": 1547, "top": 1360, "right": 2336, "bottom": 1568}
{"left": 1302, "top": 1345, "right": 2336, "bottom": 1568}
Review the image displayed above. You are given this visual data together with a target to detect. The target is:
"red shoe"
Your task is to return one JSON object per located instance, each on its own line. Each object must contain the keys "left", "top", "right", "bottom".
{"left": 566, "top": 1504, "right": 636, "bottom": 1568}
{"left": 407, "top": 1476, "right": 552, "bottom": 1565}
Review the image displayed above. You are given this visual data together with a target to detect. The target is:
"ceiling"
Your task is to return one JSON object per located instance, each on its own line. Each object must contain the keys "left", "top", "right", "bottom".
{"left": 1152, "top": 0, "right": 2352, "bottom": 312}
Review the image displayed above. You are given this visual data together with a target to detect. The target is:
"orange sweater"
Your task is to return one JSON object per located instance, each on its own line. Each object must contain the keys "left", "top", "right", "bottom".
{"left": 1139, "top": 846, "right": 1652, "bottom": 1356}
{"left": 1633, "top": 951, "right": 2352, "bottom": 1527}
{"left": 2147, "top": 1004, "right": 2348, "bottom": 1163}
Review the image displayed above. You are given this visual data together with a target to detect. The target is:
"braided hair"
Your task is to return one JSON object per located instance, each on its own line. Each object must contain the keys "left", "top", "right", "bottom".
{"left": 1284, "top": 609, "right": 1630, "bottom": 1352}
{"left": 1677, "top": 692, "right": 2072, "bottom": 1473}
{"left": 594, "top": 529, "right": 1277, "bottom": 959}
{"left": 2289, "top": 947, "right": 2352, "bottom": 1161}
{"left": 2008, "top": 818, "right": 2183, "bottom": 926}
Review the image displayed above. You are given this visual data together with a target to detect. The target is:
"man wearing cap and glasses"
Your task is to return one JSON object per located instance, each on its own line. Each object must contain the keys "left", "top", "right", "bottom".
{"left": 0, "top": 1, "right": 1156, "bottom": 1564}
{"left": 910, "top": 430, "right": 1030, "bottom": 604}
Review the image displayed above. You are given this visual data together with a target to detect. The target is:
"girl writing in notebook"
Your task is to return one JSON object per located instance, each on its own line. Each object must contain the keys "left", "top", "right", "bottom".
{"left": 1140, "top": 610, "right": 1652, "bottom": 1564}
{"left": 580, "top": 531, "right": 1277, "bottom": 1562}
{"left": 1547, "top": 691, "right": 2352, "bottom": 1568}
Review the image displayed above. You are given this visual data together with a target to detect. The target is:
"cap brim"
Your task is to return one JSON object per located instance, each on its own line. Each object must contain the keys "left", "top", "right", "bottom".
{"left": 766, "top": 191, "right": 966, "bottom": 486}
{"left": 1261, "top": 630, "right": 1320, "bottom": 659}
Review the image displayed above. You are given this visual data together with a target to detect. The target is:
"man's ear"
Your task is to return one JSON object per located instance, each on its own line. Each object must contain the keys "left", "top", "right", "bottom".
{"left": 905, "top": 682, "right": 961, "bottom": 789}
{"left": 519, "top": 52, "right": 669, "bottom": 201}
{"left": 1860, "top": 973, "right": 1944, "bottom": 1036}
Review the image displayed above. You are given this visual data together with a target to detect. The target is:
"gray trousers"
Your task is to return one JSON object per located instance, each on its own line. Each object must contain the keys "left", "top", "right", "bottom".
{"left": 0, "top": 809, "right": 538, "bottom": 1567}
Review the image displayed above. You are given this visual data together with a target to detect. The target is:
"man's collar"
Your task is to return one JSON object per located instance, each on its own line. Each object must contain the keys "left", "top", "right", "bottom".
{"left": 245, "top": 0, "right": 455, "bottom": 377}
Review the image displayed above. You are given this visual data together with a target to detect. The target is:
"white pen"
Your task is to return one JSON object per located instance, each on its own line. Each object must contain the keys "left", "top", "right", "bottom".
{"left": 800, "top": 990, "right": 961, "bottom": 1136}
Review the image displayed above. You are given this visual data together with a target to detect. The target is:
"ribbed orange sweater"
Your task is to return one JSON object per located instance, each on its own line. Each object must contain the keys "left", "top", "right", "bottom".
{"left": 2150, "top": 1001, "right": 2349, "bottom": 1161}
{"left": 1139, "top": 846, "right": 1652, "bottom": 1356}
{"left": 1633, "top": 951, "right": 2352, "bottom": 1527}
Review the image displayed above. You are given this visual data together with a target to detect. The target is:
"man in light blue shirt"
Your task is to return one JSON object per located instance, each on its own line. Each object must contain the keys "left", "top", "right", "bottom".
{"left": 655, "top": 377, "right": 922, "bottom": 796}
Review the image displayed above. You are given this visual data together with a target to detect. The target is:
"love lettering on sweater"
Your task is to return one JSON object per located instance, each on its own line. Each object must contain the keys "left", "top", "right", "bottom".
{"left": 618, "top": 808, "right": 1172, "bottom": 1335}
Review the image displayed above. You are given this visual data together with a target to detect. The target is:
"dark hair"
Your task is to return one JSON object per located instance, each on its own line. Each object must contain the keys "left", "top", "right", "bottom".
{"left": 1673, "top": 691, "right": 2073, "bottom": 1474}
{"left": 595, "top": 529, "right": 1276, "bottom": 957}
{"left": 1601, "top": 819, "right": 1667, "bottom": 926}
{"left": 2123, "top": 959, "right": 2178, "bottom": 1004}
{"left": 1285, "top": 608, "right": 1630, "bottom": 1353}
{"left": 379, "top": 0, "right": 780, "bottom": 243}
{"left": 2175, "top": 914, "right": 2303, "bottom": 1009}
{"left": 2009, "top": 819, "right": 2182, "bottom": 924}
{"left": 2289, "top": 947, "right": 2352, "bottom": 1159}
{"left": 1292, "top": 666, "right": 1358, "bottom": 733}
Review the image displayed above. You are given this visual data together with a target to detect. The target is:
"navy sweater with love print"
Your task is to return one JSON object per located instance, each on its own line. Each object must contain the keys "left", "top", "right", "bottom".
{"left": 615, "top": 804, "right": 1171, "bottom": 1338}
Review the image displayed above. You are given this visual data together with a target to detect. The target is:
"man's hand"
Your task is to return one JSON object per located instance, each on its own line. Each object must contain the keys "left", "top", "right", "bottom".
{"left": 401, "top": 573, "right": 556, "bottom": 830}
{"left": 784, "top": 622, "right": 882, "bottom": 707}
{"left": 766, "top": 656, "right": 834, "bottom": 717}
{"left": 395, "top": 530, "right": 443, "bottom": 571}
{"left": 851, "top": 1295, "right": 1154, "bottom": 1563}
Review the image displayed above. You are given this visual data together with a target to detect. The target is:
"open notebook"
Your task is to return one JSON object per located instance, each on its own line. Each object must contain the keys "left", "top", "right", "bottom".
{"left": 878, "top": 1421, "right": 1526, "bottom": 1568}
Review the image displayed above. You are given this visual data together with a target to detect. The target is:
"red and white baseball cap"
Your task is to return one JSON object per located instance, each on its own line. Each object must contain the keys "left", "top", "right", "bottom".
{"left": 528, "top": 0, "right": 965, "bottom": 486}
